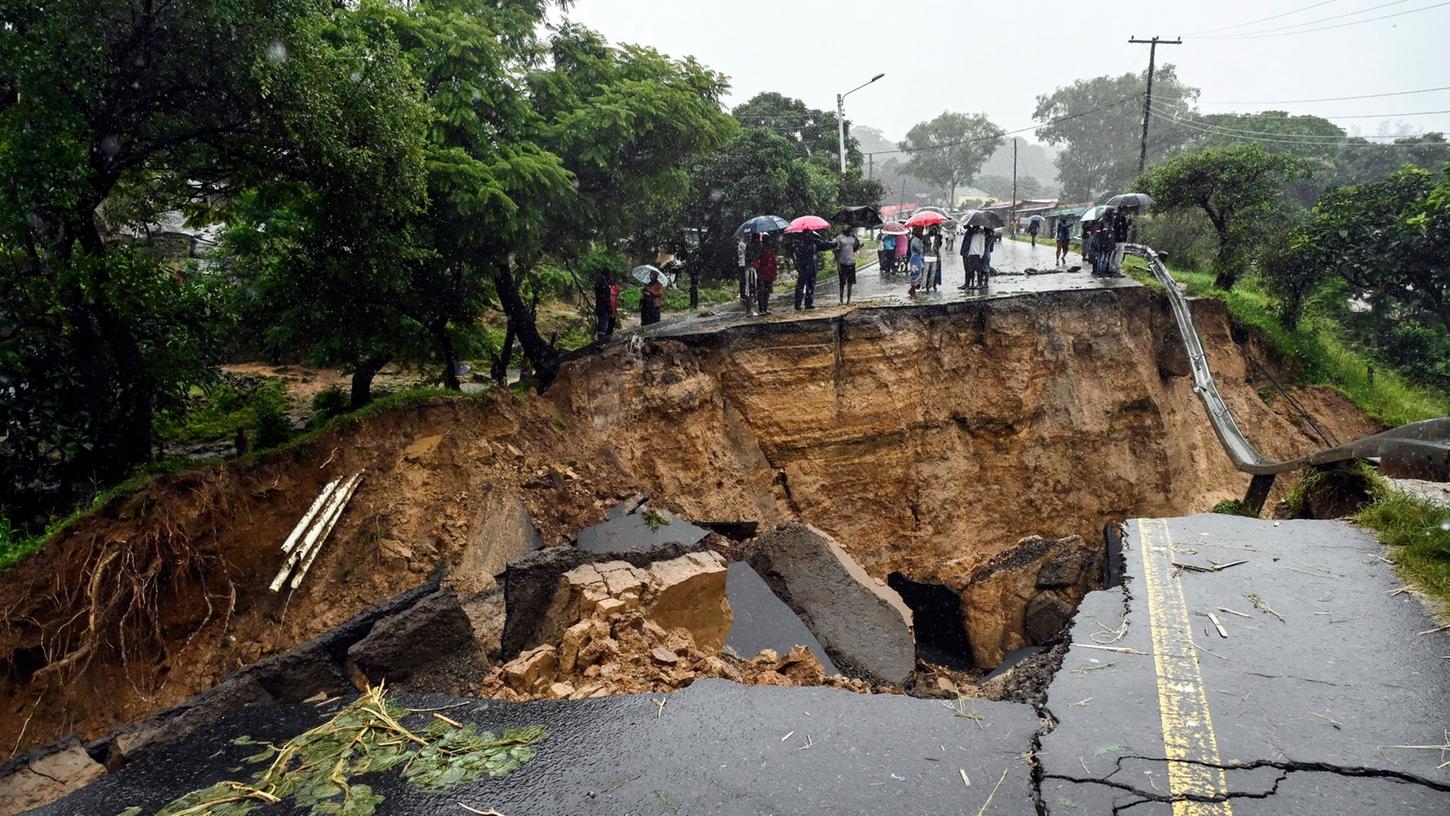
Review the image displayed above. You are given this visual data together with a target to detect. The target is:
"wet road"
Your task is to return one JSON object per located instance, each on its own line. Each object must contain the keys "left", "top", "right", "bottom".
{"left": 647, "top": 236, "right": 1136, "bottom": 340}
{"left": 1039, "top": 514, "right": 1450, "bottom": 813}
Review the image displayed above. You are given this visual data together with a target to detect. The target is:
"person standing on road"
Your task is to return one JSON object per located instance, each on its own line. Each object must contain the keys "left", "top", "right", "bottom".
{"left": 594, "top": 269, "right": 615, "bottom": 338}
{"left": 1026, "top": 218, "right": 1040, "bottom": 247}
{"left": 907, "top": 229, "right": 926, "bottom": 296}
{"left": 1109, "top": 210, "right": 1130, "bottom": 276}
{"left": 737, "top": 236, "right": 750, "bottom": 302}
{"left": 1055, "top": 218, "right": 1072, "bottom": 266}
{"left": 641, "top": 269, "right": 665, "bottom": 325}
{"left": 834, "top": 226, "right": 861, "bottom": 304}
{"left": 894, "top": 224, "right": 910, "bottom": 271}
{"left": 881, "top": 231, "right": 897, "bottom": 275}
{"left": 1090, "top": 222, "right": 1116, "bottom": 278}
{"left": 792, "top": 230, "right": 834, "bottom": 310}
{"left": 754, "top": 233, "right": 778, "bottom": 314}
{"left": 959, "top": 225, "right": 985, "bottom": 289}
{"left": 981, "top": 227, "right": 997, "bottom": 278}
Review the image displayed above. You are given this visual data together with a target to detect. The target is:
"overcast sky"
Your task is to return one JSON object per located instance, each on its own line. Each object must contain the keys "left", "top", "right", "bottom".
{"left": 559, "top": 0, "right": 1450, "bottom": 144}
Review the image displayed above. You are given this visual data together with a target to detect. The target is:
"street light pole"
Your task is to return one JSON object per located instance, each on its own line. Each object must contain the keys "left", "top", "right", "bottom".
{"left": 836, "top": 72, "right": 885, "bottom": 173}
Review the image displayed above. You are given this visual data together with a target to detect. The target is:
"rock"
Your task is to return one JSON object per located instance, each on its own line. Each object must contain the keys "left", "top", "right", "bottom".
{"left": 346, "top": 588, "right": 477, "bottom": 686}
{"left": 595, "top": 597, "right": 627, "bottom": 618}
{"left": 725, "top": 562, "right": 839, "bottom": 674}
{"left": 502, "top": 645, "right": 558, "bottom": 694}
{"left": 453, "top": 489, "right": 542, "bottom": 593}
{"left": 379, "top": 538, "right": 415, "bottom": 563}
{"left": 644, "top": 552, "right": 732, "bottom": 654}
{"left": 0, "top": 740, "right": 106, "bottom": 815}
{"left": 748, "top": 523, "right": 915, "bottom": 686}
{"left": 954, "top": 535, "right": 1100, "bottom": 668}
{"left": 548, "top": 682, "right": 576, "bottom": 699}
{"left": 578, "top": 636, "right": 618, "bottom": 667}
{"left": 651, "top": 646, "right": 680, "bottom": 664}
{"left": 1023, "top": 593, "right": 1075, "bottom": 643}
{"left": 499, "top": 540, "right": 705, "bottom": 658}
{"left": 1154, "top": 317, "right": 1192, "bottom": 378}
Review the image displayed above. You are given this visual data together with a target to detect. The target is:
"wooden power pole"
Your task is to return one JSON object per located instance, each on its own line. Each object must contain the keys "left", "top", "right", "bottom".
{"left": 1010, "top": 137, "right": 1017, "bottom": 236}
{"left": 1129, "top": 35, "right": 1181, "bottom": 176}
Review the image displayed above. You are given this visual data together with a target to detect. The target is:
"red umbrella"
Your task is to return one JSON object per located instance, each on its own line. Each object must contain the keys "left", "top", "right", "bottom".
{"left": 879, "top": 221, "right": 909, "bottom": 236}
{"left": 785, "top": 215, "right": 831, "bottom": 233}
{"left": 904, "top": 210, "right": 947, "bottom": 228}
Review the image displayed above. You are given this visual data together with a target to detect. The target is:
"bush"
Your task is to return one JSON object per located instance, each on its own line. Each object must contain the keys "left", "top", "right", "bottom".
{"left": 252, "top": 383, "right": 293, "bottom": 449}
{"left": 310, "top": 386, "right": 350, "bottom": 426}
{"left": 1211, "top": 499, "right": 1248, "bottom": 516}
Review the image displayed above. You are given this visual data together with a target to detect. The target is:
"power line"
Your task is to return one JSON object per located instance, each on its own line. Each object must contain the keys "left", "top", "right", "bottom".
{"left": 1186, "top": 0, "right": 1339, "bottom": 36}
{"left": 1155, "top": 100, "right": 1450, "bottom": 129}
{"left": 1194, "top": 0, "right": 1450, "bottom": 39}
{"left": 1197, "top": 84, "right": 1450, "bottom": 105}
{"left": 1195, "top": 0, "right": 1412, "bottom": 37}
{"left": 1149, "top": 106, "right": 1448, "bottom": 145}
{"left": 863, "top": 94, "right": 1142, "bottom": 157}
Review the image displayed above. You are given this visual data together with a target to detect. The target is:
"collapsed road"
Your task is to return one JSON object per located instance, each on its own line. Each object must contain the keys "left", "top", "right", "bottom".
{"left": 3, "top": 238, "right": 1448, "bottom": 814}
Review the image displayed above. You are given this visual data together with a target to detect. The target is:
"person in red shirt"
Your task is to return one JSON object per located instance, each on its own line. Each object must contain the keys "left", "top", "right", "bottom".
{"left": 753, "top": 233, "right": 779, "bottom": 315}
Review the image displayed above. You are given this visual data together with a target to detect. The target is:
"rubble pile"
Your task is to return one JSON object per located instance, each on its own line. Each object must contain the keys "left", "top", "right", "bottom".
{"left": 480, "top": 550, "right": 873, "bottom": 701}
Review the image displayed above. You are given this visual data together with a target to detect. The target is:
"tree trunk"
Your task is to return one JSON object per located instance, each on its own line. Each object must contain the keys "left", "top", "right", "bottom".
{"left": 492, "top": 317, "right": 516, "bottom": 385}
{"left": 434, "top": 322, "right": 460, "bottom": 390}
{"left": 493, "top": 262, "right": 559, "bottom": 388}
{"left": 349, "top": 354, "right": 390, "bottom": 409}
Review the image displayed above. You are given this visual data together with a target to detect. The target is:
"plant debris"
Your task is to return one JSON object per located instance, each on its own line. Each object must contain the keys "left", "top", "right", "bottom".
{"left": 141, "top": 684, "right": 545, "bottom": 816}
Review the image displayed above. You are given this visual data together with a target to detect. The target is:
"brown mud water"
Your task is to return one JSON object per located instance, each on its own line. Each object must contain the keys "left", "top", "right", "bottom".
{"left": 1, "top": 285, "right": 1372, "bottom": 763}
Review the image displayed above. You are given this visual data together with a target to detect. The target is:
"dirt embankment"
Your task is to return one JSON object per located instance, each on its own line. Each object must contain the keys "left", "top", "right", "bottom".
{"left": 0, "top": 286, "right": 1368, "bottom": 753}
{"left": 550, "top": 288, "right": 1348, "bottom": 578}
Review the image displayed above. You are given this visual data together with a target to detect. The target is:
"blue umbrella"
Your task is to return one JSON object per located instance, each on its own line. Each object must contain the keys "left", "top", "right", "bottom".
{"left": 735, "top": 215, "right": 789, "bottom": 238}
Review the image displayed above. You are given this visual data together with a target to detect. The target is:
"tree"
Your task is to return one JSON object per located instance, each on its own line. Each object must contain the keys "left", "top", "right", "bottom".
{"left": 1255, "top": 233, "right": 1323, "bottom": 328}
{"left": 1138, "top": 144, "right": 1310, "bottom": 289}
{"left": 1305, "top": 165, "right": 1450, "bottom": 335}
{"left": 732, "top": 92, "right": 861, "bottom": 170}
{"left": 975, "top": 174, "right": 1045, "bottom": 201}
{"left": 0, "top": 0, "right": 426, "bottom": 514}
{"left": 1329, "top": 133, "right": 1450, "bottom": 188}
{"left": 1035, "top": 67, "right": 1198, "bottom": 201}
{"left": 898, "top": 113, "right": 1004, "bottom": 206}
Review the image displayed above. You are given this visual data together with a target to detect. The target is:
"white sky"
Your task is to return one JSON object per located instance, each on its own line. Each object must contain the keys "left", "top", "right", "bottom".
{"left": 559, "top": 0, "right": 1450, "bottom": 143}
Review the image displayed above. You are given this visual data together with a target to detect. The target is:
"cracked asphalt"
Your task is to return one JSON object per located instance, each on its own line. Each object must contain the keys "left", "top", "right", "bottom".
{"left": 27, "top": 515, "right": 1450, "bottom": 815}
{"left": 1038, "top": 513, "right": 1450, "bottom": 814}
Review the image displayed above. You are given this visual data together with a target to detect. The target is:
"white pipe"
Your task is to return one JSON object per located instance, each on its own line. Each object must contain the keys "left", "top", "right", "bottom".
{"left": 280, "top": 479, "right": 340, "bottom": 555}
{"left": 289, "top": 474, "right": 363, "bottom": 590}
{"left": 270, "top": 472, "right": 359, "bottom": 592}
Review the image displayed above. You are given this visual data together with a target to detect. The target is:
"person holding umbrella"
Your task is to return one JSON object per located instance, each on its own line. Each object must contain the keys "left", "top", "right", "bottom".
{"left": 834, "top": 226, "right": 861, "bottom": 304}
{"left": 594, "top": 268, "right": 616, "bottom": 339}
{"left": 1026, "top": 216, "right": 1040, "bottom": 246}
{"left": 960, "top": 224, "right": 985, "bottom": 290}
{"left": 641, "top": 268, "right": 665, "bottom": 325}
{"left": 786, "top": 216, "right": 835, "bottom": 310}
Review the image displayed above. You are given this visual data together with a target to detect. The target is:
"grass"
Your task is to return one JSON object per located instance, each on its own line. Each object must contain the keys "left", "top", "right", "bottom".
{"left": 1124, "top": 256, "right": 1449, "bottom": 428}
{"left": 1357, "top": 486, "right": 1450, "bottom": 613}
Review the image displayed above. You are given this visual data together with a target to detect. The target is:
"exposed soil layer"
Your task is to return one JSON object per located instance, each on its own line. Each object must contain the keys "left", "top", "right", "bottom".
{"left": 0, "top": 287, "right": 1365, "bottom": 753}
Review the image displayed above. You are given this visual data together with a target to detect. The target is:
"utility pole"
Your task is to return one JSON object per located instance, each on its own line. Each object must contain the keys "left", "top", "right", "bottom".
{"left": 1129, "top": 35, "right": 1181, "bottom": 176}
{"left": 1010, "top": 137, "right": 1018, "bottom": 236}
{"left": 867, "top": 152, "right": 874, "bottom": 181}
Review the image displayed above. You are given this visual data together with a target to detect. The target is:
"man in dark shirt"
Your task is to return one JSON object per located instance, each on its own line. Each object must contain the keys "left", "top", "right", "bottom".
{"left": 792, "top": 231, "right": 834, "bottom": 310}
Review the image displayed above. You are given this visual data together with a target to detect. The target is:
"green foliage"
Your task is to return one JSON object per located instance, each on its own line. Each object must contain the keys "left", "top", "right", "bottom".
{"left": 1211, "top": 499, "right": 1248, "bottom": 517}
{"left": 1137, "top": 144, "right": 1312, "bottom": 289}
{"left": 310, "top": 387, "right": 351, "bottom": 426}
{"left": 158, "top": 378, "right": 291, "bottom": 449}
{"left": 733, "top": 92, "right": 860, "bottom": 169}
{"left": 148, "top": 687, "right": 546, "bottom": 816}
{"left": 898, "top": 112, "right": 1005, "bottom": 204}
{"left": 0, "top": 517, "right": 44, "bottom": 571}
{"left": 1143, "top": 259, "right": 1449, "bottom": 426}
{"left": 1034, "top": 66, "right": 1198, "bottom": 200}
{"left": 1357, "top": 488, "right": 1450, "bottom": 610}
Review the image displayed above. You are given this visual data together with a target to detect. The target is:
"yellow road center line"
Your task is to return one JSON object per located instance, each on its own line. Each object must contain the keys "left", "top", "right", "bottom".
{"left": 1137, "top": 518, "right": 1234, "bottom": 816}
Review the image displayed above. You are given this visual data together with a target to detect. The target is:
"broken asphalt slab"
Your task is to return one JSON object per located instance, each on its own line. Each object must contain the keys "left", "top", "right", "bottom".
{"left": 574, "top": 501, "right": 710, "bottom": 556}
{"left": 33, "top": 680, "right": 1040, "bottom": 816}
{"left": 1039, "top": 513, "right": 1450, "bottom": 814}
{"left": 725, "top": 562, "right": 839, "bottom": 674}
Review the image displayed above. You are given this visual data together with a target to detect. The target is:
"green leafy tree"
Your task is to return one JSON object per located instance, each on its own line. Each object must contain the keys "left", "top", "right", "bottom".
{"left": 1138, "top": 144, "right": 1311, "bottom": 289}
{"left": 975, "top": 174, "right": 1045, "bottom": 200}
{"left": 898, "top": 112, "right": 1004, "bottom": 206}
{"left": 732, "top": 92, "right": 861, "bottom": 170}
{"left": 1035, "top": 67, "right": 1198, "bottom": 201}
{"left": 0, "top": 0, "right": 425, "bottom": 516}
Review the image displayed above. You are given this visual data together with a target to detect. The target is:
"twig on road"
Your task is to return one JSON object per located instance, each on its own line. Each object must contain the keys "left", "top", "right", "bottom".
{"left": 974, "top": 768, "right": 1009, "bottom": 816}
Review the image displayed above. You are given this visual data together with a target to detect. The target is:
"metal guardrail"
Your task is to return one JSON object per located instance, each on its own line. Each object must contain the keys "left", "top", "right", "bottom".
{"left": 1127, "top": 244, "right": 1450, "bottom": 478}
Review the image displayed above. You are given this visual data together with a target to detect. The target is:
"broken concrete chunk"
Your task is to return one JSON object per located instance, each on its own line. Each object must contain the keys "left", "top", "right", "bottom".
{"left": 453, "top": 488, "right": 542, "bottom": 593}
{"left": 644, "top": 551, "right": 732, "bottom": 654}
{"left": 346, "top": 588, "right": 476, "bottom": 686}
{"left": 725, "top": 562, "right": 839, "bottom": 674}
{"left": 1024, "top": 592, "right": 1075, "bottom": 643}
{"left": 748, "top": 523, "right": 915, "bottom": 686}
{"left": 503, "top": 645, "right": 558, "bottom": 695}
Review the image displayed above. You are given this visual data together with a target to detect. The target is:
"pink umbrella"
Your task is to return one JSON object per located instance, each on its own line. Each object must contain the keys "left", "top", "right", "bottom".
{"left": 785, "top": 215, "right": 831, "bottom": 233}
{"left": 879, "top": 221, "right": 909, "bottom": 236}
{"left": 904, "top": 210, "right": 947, "bottom": 228}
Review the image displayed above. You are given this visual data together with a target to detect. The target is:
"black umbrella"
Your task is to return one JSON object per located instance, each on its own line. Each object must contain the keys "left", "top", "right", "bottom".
{"left": 1105, "top": 193, "right": 1154, "bottom": 212}
{"left": 959, "top": 209, "right": 1005, "bottom": 229}
{"left": 735, "top": 215, "right": 789, "bottom": 238}
{"left": 831, "top": 206, "right": 884, "bottom": 229}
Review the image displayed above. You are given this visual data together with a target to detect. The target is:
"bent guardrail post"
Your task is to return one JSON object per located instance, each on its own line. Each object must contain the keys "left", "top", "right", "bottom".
{"left": 1125, "top": 244, "right": 1450, "bottom": 516}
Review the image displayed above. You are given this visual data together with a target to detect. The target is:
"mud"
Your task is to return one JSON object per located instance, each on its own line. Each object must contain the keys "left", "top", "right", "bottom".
{"left": 0, "top": 286, "right": 1370, "bottom": 755}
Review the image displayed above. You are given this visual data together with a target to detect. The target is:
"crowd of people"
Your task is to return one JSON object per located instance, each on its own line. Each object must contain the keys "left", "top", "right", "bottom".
{"left": 593, "top": 205, "right": 1136, "bottom": 337}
